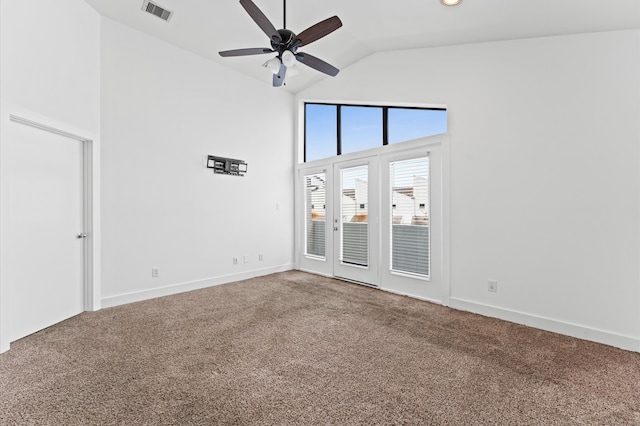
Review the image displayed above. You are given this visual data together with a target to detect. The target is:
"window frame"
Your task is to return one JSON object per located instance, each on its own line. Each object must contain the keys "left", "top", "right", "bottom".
{"left": 304, "top": 102, "right": 446, "bottom": 163}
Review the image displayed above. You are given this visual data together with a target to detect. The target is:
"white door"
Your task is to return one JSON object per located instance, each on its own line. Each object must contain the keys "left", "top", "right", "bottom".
{"left": 4, "top": 121, "right": 85, "bottom": 342}
{"left": 333, "top": 158, "right": 378, "bottom": 285}
{"left": 379, "top": 145, "right": 444, "bottom": 302}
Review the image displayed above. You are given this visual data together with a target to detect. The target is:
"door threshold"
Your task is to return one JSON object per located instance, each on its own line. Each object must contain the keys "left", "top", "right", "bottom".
{"left": 334, "top": 276, "right": 378, "bottom": 289}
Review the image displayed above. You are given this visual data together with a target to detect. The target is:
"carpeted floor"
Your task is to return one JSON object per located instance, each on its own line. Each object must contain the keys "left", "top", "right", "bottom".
{"left": 1, "top": 270, "right": 640, "bottom": 425}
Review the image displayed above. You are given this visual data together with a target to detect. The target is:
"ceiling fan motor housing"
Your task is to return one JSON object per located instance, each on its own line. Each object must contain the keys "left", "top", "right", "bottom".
{"left": 271, "top": 29, "right": 297, "bottom": 56}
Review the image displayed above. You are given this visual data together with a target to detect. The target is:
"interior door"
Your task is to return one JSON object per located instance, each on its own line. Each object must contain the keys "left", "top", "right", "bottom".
{"left": 333, "top": 158, "right": 378, "bottom": 285}
{"left": 4, "top": 120, "right": 85, "bottom": 342}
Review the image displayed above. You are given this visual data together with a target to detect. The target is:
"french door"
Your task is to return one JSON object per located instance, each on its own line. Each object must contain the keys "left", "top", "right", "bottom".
{"left": 333, "top": 158, "right": 378, "bottom": 286}
{"left": 297, "top": 136, "right": 448, "bottom": 303}
{"left": 380, "top": 148, "right": 444, "bottom": 302}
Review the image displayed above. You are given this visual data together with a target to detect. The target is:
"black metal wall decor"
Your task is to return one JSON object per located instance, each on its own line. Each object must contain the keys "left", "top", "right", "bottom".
{"left": 207, "top": 155, "right": 248, "bottom": 176}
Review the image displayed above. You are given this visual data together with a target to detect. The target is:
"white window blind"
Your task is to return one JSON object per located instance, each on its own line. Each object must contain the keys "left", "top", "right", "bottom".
{"left": 340, "top": 165, "right": 368, "bottom": 266}
{"left": 305, "top": 173, "right": 326, "bottom": 258}
{"left": 390, "top": 156, "right": 430, "bottom": 277}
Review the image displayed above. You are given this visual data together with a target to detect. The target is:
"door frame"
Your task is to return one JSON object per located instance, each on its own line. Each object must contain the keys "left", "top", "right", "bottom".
{"left": 295, "top": 134, "right": 450, "bottom": 304}
{"left": 0, "top": 104, "right": 101, "bottom": 353}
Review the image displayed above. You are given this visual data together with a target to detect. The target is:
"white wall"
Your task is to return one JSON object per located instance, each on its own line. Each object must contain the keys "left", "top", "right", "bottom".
{"left": 100, "top": 18, "right": 295, "bottom": 306}
{"left": 0, "top": 1, "right": 101, "bottom": 130}
{"left": 297, "top": 30, "right": 640, "bottom": 351}
{"left": 0, "top": 0, "right": 101, "bottom": 352}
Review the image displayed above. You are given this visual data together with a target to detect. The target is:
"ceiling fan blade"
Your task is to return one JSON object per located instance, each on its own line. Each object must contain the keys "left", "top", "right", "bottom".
{"left": 294, "top": 16, "right": 342, "bottom": 47}
{"left": 273, "top": 63, "right": 287, "bottom": 87}
{"left": 239, "top": 0, "right": 282, "bottom": 42}
{"left": 219, "top": 48, "right": 274, "bottom": 57}
{"left": 296, "top": 52, "right": 339, "bottom": 77}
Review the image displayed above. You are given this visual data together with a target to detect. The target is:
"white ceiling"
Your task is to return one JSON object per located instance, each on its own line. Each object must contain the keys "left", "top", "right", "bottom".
{"left": 85, "top": 0, "right": 640, "bottom": 93}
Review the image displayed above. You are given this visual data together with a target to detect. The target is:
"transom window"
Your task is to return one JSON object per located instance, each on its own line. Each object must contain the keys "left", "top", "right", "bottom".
{"left": 304, "top": 103, "right": 446, "bottom": 162}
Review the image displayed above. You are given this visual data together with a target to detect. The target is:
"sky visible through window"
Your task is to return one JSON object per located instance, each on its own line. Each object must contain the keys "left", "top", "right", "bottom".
{"left": 305, "top": 104, "right": 447, "bottom": 162}
{"left": 341, "top": 106, "right": 383, "bottom": 155}
{"left": 389, "top": 108, "right": 447, "bottom": 144}
{"left": 305, "top": 104, "right": 337, "bottom": 162}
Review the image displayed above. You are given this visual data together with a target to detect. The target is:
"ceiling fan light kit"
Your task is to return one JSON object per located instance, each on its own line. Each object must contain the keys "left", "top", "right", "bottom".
{"left": 219, "top": 0, "right": 342, "bottom": 87}
{"left": 441, "top": 0, "right": 462, "bottom": 6}
{"left": 281, "top": 50, "right": 296, "bottom": 67}
{"left": 262, "top": 57, "right": 282, "bottom": 74}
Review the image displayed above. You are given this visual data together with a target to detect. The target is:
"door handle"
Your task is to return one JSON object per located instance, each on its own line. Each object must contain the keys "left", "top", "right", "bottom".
{"left": 76, "top": 233, "right": 87, "bottom": 239}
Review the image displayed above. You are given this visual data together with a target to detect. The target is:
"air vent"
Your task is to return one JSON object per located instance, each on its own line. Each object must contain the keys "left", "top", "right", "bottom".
{"left": 142, "top": 1, "right": 173, "bottom": 22}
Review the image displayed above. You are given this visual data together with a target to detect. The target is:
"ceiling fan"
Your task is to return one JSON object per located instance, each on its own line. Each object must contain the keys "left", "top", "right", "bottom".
{"left": 219, "top": 0, "right": 342, "bottom": 87}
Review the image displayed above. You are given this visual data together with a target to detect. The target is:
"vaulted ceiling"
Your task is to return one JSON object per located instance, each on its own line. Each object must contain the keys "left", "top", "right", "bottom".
{"left": 85, "top": 0, "right": 640, "bottom": 93}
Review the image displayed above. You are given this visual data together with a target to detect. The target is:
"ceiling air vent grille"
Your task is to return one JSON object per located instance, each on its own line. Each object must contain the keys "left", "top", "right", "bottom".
{"left": 142, "top": 1, "right": 173, "bottom": 22}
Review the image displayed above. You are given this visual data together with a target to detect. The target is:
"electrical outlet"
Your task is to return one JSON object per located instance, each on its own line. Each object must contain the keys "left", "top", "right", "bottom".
{"left": 259, "top": 253, "right": 264, "bottom": 261}
{"left": 243, "top": 255, "right": 249, "bottom": 264}
{"left": 152, "top": 268, "right": 159, "bottom": 278}
{"left": 488, "top": 280, "right": 498, "bottom": 292}
{"left": 233, "top": 257, "right": 238, "bottom": 265}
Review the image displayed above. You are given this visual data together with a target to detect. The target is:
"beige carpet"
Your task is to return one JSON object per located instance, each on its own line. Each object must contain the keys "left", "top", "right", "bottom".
{"left": 1, "top": 271, "right": 640, "bottom": 425}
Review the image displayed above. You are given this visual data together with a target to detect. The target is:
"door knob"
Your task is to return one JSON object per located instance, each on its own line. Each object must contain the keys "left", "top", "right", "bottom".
{"left": 334, "top": 226, "right": 338, "bottom": 231}
{"left": 77, "top": 233, "right": 87, "bottom": 239}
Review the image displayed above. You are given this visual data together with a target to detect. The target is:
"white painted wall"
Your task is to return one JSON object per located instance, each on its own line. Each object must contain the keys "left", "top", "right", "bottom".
{"left": 100, "top": 18, "right": 295, "bottom": 306}
{"left": 0, "top": 0, "right": 101, "bottom": 352}
{"left": 0, "top": 1, "right": 101, "bottom": 131}
{"left": 297, "top": 30, "right": 640, "bottom": 351}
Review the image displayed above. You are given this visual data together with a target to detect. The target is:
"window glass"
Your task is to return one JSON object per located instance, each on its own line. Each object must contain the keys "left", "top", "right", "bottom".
{"left": 305, "top": 173, "right": 326, "bottom": 258}
{"left": 388, "top": 108, "right": 447, "bottom": 144}
{"left": 340, "top": 165, "right": 369, "bottom": 267}
{"left": 390, "top": 156, "right": 430, "bottom": 277}
{"left": 341, "top": 106, "right": 383, "bottom": 155}
{"left": 304, "top": 103, "right": 447, "bottom": 162}
{"left": 305, "top": 104, "right": 337, "bottom": 162}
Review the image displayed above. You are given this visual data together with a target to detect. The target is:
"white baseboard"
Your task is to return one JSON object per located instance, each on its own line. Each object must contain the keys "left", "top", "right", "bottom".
{"left": 449, "top": 297, "right": 640, "bottom": 353}
{"left": 101, "top": 264, "right": 294, "bottom": 309}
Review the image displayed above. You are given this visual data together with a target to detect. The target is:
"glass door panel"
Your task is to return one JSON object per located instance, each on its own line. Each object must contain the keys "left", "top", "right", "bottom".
{"left": 340, "top": 165, "right": 368, "bottom": 267}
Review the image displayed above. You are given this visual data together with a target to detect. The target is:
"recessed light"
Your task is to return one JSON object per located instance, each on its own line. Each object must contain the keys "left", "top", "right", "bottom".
{"left": 441, "top": 0, "right": 462, "bottom": 5}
